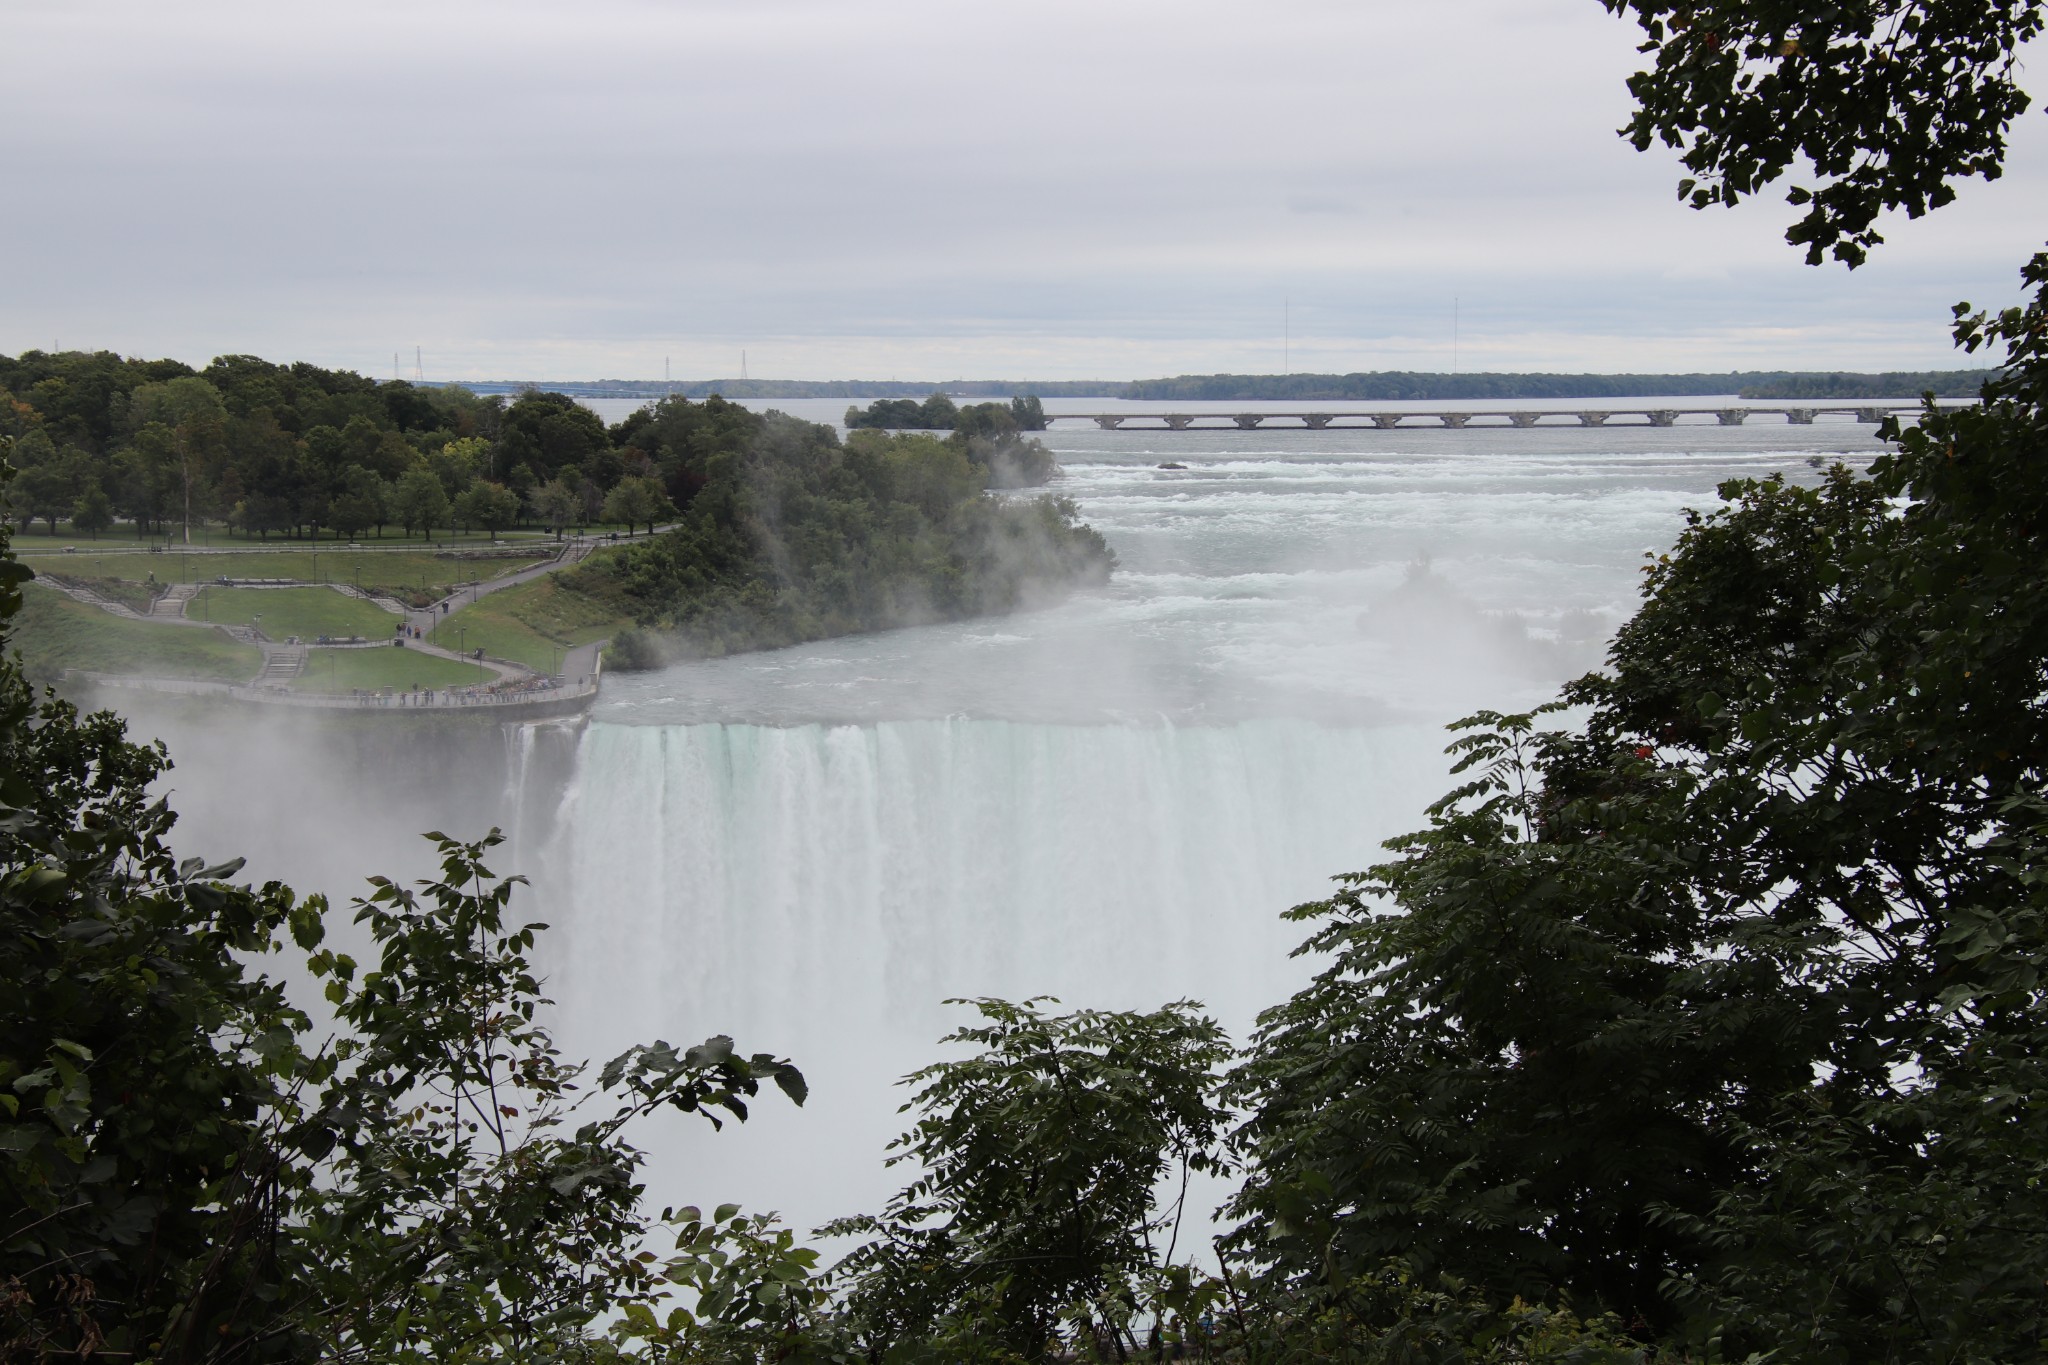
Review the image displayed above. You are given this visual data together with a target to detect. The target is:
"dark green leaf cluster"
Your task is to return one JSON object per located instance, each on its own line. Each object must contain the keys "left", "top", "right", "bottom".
{"left": 822, "top": 998, "right": 1230, "bottom": 1361}
{"left": 0, "top": 472, "right": 805, "bottom": 1362}
{"left": 572, "top": 401, "right": 1109, "bottom": 664}
{"left": 1605, "top": 1, "right": 2044, "bottom": 265}
{"left": 1223, "top": 251, "right": 2048, "bottom": 1361}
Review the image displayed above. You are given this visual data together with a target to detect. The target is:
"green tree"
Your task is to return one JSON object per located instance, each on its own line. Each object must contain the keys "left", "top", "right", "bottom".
{"left": 1604, "top": 0, "right": 2045, "bottom": 265}
{"left": 126, "top": 376, "right": 227, "bottom": 543}
{"left": 69, "top": 486, "right": 113, "bottom": 538}
{"left": 601, "top": 475, "right": 676, "bottom": 535}
{"left": 391, "top": 465, "right": 451, "bottom": 540}
{"left": 1222, "top": 7, "right": 2048, "bottom": 1358}
{"left": 113, "top": 424, "right": 181, "bottom": 537}
{"left": 497, "top": 390, "right": 606, "bottom": 480}
{"left": 529, "top": 477, "right": 581, "bottom": 539}
{"left": 826, "top": 998, "right": 1229, "bottom": 1361}
{"left": 453, "top": 479, "right": 521, "bottom": 537}
{"left": 329, "top": 465, "right": 389, "bottom": 540}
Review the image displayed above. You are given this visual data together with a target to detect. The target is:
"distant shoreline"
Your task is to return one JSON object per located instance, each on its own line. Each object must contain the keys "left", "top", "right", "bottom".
{"left": 428, "top": 368, "right": 1995, "bottom": 403}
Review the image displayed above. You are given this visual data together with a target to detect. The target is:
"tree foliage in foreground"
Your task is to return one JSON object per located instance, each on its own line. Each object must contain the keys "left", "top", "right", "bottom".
{"left": 1605, "top": 0, "right": 2043, "bottom": 265}
{"left": 0, "top": 472, "right": 804, "bottom": 1362}
{"left": 1226, "top": 256, "right": 2048, "bottom": 1360}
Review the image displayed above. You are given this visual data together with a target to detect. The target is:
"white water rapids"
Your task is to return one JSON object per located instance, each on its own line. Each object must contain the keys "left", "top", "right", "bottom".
{"left": 132, "top": 400, "right": 1890, "bottom": 1234}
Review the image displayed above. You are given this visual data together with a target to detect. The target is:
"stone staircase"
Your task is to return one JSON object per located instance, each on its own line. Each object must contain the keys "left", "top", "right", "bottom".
{"left": 152, "top": 583, "right": 200, "bottom": 617}
{"left": 42, "top": 578, "right": 148, "bottom": 620}
{"left": 333, "top": 584, "right": 408, "bottom": 615}
{"left": 257, "top": 645, "right": 307, "bottom": 684}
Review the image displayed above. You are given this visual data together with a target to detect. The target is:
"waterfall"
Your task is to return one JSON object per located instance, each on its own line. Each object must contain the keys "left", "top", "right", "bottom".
{"left": 530, "top": 715, "right": 1451, "bottom": 1231}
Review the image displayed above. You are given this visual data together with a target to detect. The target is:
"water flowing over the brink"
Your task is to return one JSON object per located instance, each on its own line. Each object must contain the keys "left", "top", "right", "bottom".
{"left": 532, "top": 715, "right": 1443, "bottom": 1222}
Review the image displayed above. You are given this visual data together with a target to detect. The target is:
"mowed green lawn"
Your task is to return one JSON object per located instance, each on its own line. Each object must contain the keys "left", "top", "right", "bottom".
{"left": 429, "top": 568, "right": 633, "bottom": 673}
{"left": 289, "top": 645, "right": 490, "bottom": 693}
{"left": 193, "top": 588, "right": 399, "bottom": 640}
{"left": 13, "top": 586, "right": 262, "bottom": 683}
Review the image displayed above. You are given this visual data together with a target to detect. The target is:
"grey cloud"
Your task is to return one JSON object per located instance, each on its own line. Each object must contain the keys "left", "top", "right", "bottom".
{"left": 1, "top": 0, "right": 2042, "bottom": 378}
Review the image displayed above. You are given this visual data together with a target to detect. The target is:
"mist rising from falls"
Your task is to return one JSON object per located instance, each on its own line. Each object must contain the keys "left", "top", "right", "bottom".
{"left": 529, "top": 716, "right": 1445, "bottom": 1227}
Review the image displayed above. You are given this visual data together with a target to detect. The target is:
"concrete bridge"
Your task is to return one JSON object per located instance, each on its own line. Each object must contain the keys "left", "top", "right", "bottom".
{"left": 1049, "top": 405, "right": 1929, "bottom": 431}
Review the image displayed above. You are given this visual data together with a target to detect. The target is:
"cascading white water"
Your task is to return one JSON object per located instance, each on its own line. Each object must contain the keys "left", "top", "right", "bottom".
{"left": 546, "top": 716, "right": 1440, "bottom": 1034}
{"left": 534, "top": 715, "right": 1444, "bottom": 1225}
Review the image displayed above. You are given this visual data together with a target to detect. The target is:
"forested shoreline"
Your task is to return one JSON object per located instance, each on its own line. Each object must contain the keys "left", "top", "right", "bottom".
{"left": 568, "top": 399, "right": 1109, "bottom": 665}
{"left": 0, "top": 351, "right": 1112, "bottom": 667}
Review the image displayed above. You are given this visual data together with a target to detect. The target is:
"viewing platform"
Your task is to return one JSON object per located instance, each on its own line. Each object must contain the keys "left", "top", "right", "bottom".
{"left": 1049, "top": 404, "right": 1935, "bottom": 431}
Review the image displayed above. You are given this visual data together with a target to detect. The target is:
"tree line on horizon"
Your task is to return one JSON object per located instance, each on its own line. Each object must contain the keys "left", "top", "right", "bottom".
{"left": 443, "top": 367, "right": 1995, "bottom": 404}
{"left": 0, "top": 351, "right": 688, "bottom": 543}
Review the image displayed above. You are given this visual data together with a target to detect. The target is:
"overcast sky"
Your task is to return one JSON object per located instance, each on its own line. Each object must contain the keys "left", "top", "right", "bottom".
{"left": 5, "top": 0, "right": 2044, "bottom": 381}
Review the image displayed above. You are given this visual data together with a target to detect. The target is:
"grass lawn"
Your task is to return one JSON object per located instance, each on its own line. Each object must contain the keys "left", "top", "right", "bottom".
{"left": 195, "top": 587, "right": 398, "bottom": 640}
{"left": 13, "top": 586, "right": 262, "bottom": 684}
{"left": 430, "top": 568, "right": 634, "bottom": 673}
{"left": 289, "top": 646, "right": 491, "bottom": 693}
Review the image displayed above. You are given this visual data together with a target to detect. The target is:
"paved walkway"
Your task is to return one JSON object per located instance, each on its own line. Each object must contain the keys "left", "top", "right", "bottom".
{"left": 402, "top": 535, "right": 614, "bottom": 637}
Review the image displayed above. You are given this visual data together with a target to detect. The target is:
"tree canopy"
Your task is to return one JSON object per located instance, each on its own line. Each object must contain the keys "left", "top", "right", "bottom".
{"left": 1604, "top": 0, "right": 2044, "bottom": 264}
{"left": 571, "top": 399, "right": 1110, "bottom": 664}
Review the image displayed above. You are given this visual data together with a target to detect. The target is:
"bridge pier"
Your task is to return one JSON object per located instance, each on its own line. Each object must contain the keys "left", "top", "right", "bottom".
{"left": 1370, "top": 414, "right": 1404, "bottom": 429}
{"left": 1577, "top": 412, "right": 1610, "bottom": 427}
{"left": 1509, "top": 413, "right": 1542, "bottom": 427}
{"left": 1163, "top": 414, "right": 1193, "bottom": 430}
{"left": 1715, "top": 408, "right": 1749, "bottom": 426}
{"left": 1233, "top": 413, "right": 1265, "bottom": 429}
{"left": 1440, "top": 413, "right": 1470, "bottom": 429}
{"left": 1093, "top": 416, "right": 1125, "bottom": 430}
{"left": 1302, "top": 413, "right": 1333, "bottom": 429}
{"left": 1855, "top": 406, "right": 1889, "bottom": 424}
{"left": 1786, "top": 408, "right": 1816, "bottom": 424}
{"left": 1648, "top": 410, "right": 1679, "bottom": 427}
